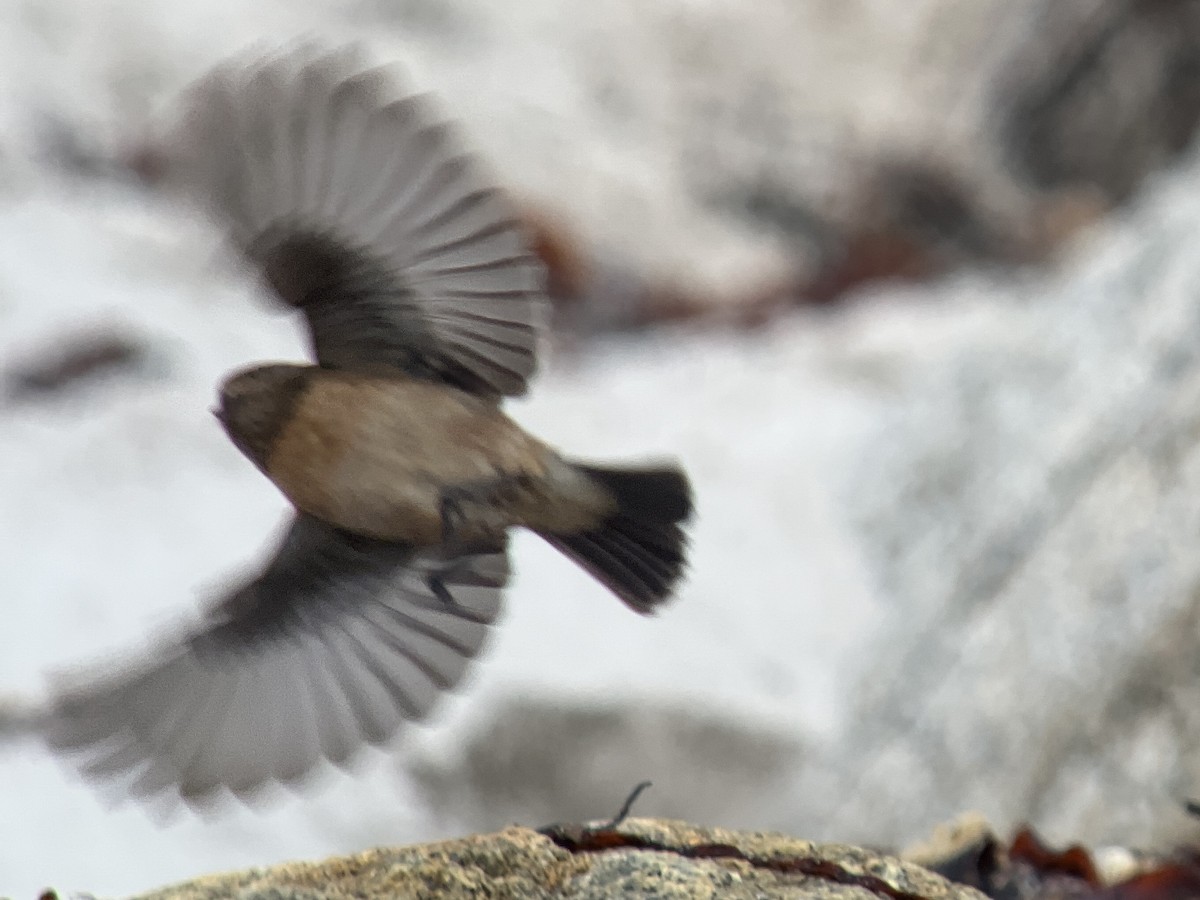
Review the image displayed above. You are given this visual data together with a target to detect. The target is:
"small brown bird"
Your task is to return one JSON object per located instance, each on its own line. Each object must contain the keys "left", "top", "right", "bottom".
{"left": 45, "top": 44, "right": 692, "bottom": 806}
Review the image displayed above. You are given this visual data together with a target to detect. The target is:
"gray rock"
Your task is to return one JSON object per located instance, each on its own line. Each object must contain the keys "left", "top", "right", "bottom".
{"left": 996, "top": 0, "right": 1200, "bottom": 202}
{"left": 406, "top": 698, "right": 804, "bottom": 833}
{"left": 796, "top": 141, "right": 1200, "bottom": 849}
{"left": 125, "top": 819, "right": 985, "bottom": 900}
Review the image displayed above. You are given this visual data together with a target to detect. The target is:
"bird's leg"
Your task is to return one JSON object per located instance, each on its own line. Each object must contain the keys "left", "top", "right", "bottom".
{"left": 432, "top": 485, "right": 495, "bottom": 613}
{"left": 432, "top": 474, "right": 530, "bottom": 614}
{"left": 432, "top": 472, "right": 525, "bottom": 614}
{"left": 427, "top": 572, "right": 458, "bottom": 611}
{"left": 426, "top": 544, "right": 507, "bottom": 617}
{"left": 438, "top": 487, "right": 470, "bottom": 546}
{"left": 437, "top": 473, "right": 534, "bottom": 546}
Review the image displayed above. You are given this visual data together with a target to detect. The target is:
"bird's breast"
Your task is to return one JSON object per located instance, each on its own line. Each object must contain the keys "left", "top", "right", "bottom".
{"left": 266, "top": 375, "right": 553, "bottom": 544}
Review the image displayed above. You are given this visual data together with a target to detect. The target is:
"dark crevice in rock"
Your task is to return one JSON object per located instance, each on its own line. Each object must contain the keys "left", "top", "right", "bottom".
{"left": 539, "top": 823, "right": 937, "bottom": 900}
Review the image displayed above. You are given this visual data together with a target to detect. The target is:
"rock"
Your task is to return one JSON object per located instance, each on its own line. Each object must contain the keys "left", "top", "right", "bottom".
{"left": 124, "top": 819, "right": 985, "bottom": 900}
{"left": 899, "top": 815, "right": 1193, "bottom": 896}
{"left": 996, "top": 0, "right": 1200, "bottom": 203}
{"left": 902, "top": 812, "right": 996, "bottom": 883}
{"left": 791, "top": 141, "right": 1200, "bottom": 849}
{"left": 3, "top": 329, "right": 154, "bottom": 403}
{"left": 500, "top": 0, "right": 1200, "bottom": 319}
{"left": 50, "top": 1, "right": 1200, "bottom": 326}
{"left": 405, "top": 698, "right": 805, "bottom": 834}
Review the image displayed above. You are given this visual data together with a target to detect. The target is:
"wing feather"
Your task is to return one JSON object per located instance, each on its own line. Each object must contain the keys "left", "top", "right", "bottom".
{"left": 44, "top": 515, "right": 508, "bottom": 808}
{"left": 159, "top": 44, "right": 546, "bottom": 398}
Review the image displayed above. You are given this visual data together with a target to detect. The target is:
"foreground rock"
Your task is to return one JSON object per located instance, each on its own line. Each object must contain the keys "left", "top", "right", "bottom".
{"left": 129, "top": 818, "right": 982, "bottom": 900}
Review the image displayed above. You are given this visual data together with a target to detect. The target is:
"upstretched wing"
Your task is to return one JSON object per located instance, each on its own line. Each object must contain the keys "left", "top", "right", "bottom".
{"left": 44, "top": 515, "right": 508, "bottom": 806}
{"left": 159, "top": 43, "right": 545, "bottom": 398}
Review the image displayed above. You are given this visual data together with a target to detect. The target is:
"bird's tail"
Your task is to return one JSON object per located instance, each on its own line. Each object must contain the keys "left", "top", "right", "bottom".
{"left": 539, "top": 463, "right": 693, "bottom": 613}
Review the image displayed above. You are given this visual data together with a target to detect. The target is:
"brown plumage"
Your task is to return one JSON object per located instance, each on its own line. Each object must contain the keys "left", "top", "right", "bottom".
{"left": 44, "top": 43, "right": 693, "bottom": 807}
{"left": 219, "top": 364, "right": 618, "bottom": 545}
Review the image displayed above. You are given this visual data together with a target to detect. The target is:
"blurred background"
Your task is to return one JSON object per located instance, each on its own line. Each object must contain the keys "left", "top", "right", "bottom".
{"left": 3, "top": 0, "right": 1200, "bottom": 895}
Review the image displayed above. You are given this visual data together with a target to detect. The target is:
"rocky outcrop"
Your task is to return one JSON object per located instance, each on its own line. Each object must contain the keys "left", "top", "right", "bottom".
{"left": 127, "top": 818, "right": 984, "bottom": 900}
{"left": 798, "top": 140, "right": 1200, "bottom": 849}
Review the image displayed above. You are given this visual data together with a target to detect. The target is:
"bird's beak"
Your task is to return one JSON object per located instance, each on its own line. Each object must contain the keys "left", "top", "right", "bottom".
{"left": 211, "top": 406, "right": 226, "bottom": 425}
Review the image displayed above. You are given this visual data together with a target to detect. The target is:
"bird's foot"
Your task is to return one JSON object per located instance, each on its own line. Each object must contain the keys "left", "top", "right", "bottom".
{"left": 426, "top": 573, "right": 461, "bottom": 613}
{"left": 438, "top": 474, "right": 532, "bottom": 545}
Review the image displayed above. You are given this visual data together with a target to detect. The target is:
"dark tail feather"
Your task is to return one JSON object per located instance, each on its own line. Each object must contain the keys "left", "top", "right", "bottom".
{"left": 541, "top": 463, "right": 693, "bottom": 614}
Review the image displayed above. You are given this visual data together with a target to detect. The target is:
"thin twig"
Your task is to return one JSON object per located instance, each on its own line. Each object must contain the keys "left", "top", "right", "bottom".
{"left": 598, "top": 780, "right": 653, "bottom": 829}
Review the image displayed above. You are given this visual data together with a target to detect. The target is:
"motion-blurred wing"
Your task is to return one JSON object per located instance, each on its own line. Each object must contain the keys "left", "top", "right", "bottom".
{"left": 45, "top": 515, "right": 507, "bottom": 806}
{"left": 159, "top": 44, "right": 545, "bottom": 398}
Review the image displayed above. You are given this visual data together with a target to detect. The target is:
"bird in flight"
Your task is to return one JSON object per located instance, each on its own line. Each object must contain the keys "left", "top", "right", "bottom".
{"left": 44, "top": 43, "right": 693, "bottom": 808}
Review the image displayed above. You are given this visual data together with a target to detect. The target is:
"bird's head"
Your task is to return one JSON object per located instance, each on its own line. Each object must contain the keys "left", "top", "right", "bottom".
{"left": 215, "top": 363, "right": 312, "bottom": 472}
